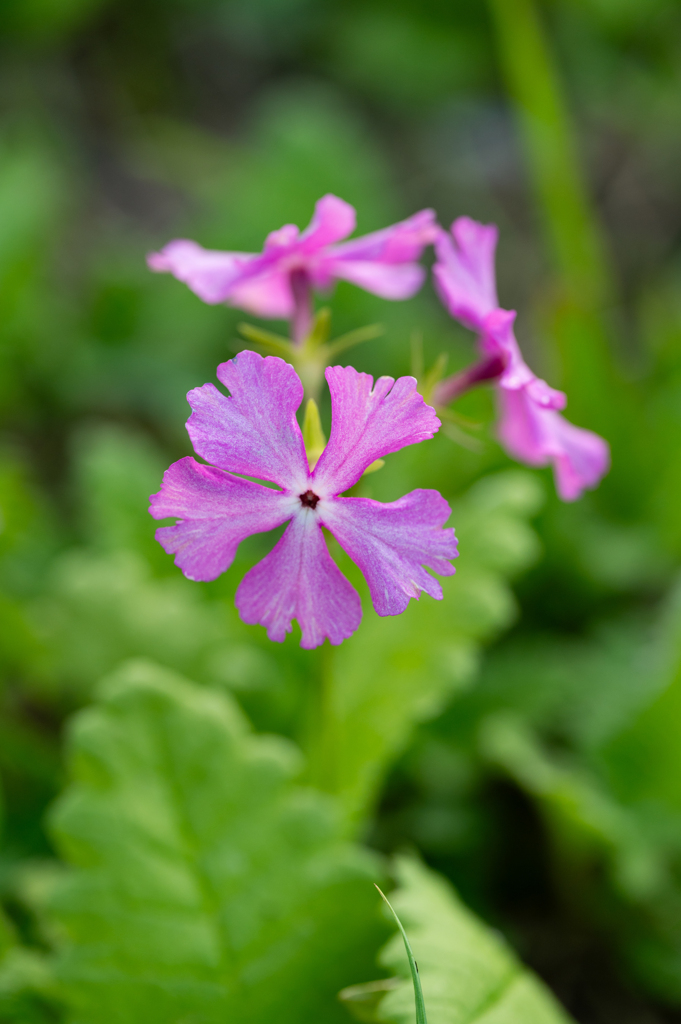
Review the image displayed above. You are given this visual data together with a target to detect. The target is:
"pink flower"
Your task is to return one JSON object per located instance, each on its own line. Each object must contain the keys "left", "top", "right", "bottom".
{"left": 150, "top": 349, "right": 457, "bottom": 649}
{"left": 148, "top": 194, "right": 437, "bottom": 318}
{"left": 433, "top": 218, "right": 610, "bottom": 501}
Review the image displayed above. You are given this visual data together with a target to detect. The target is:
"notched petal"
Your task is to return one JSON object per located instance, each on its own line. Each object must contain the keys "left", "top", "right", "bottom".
{"left": 149, "top": 456, "right": 294, "bottom": 581}
{"left": 186, "top": 350, "right": 309, "bottom": 489}
{"left": 312, "top": 366, "right": 441, "bottom": 496}
{"left": 321, "top": 490, "right": 458, "bottom": 617}
{"left": 236, "top": 511, "right": 361, "bottom": 649}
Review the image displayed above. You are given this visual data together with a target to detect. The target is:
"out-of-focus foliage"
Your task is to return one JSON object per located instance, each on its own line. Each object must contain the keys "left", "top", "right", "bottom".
{"left": 2, "top": 0, "right": 681, "bottom": 1022}
{"left": 308, "top": 471, "right": 543, "bottom": 825}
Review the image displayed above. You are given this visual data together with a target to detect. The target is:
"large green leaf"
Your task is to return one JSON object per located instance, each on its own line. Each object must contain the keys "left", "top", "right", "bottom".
{"left": 48, "top": 660, "right": 387, "bottom": 1024}
{"left": 344, "top": 857, "right": 572, "bottom": 1024}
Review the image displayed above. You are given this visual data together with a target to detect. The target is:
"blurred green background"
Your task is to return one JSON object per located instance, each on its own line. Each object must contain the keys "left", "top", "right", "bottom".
{"left": 2, "top": 1, "right": 681, "bottom": 1023}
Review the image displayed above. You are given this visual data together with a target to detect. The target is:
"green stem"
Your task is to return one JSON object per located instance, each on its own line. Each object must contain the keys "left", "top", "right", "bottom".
{"left": 302, "top": 644, "right": 340, "bottom": 796}
{"left": 489, "top": 0, "right": 611, "bottom": 303}
{"left": 487, "top": 0, "right": 627, "bottom": 438}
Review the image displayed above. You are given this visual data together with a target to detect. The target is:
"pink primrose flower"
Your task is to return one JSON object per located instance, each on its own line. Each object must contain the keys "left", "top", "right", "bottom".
{"left": 150, "top": 349, "right": 458, "bottom": 649}
{"left": 147, "top": 194, "right": 437, "bottom": 319}
{"left": 433, "top": 217, "right": 610, "bottom": 501}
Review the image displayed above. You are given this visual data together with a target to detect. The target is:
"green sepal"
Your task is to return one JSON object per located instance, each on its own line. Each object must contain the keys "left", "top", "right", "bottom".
{"left": 419, "top": 352, "right": 449, "bottom": 405}
{"left": 237, "top": 322, "right": 293, "bottom": 356}
{"left": 325, "top": 323, "right": 384, "bottom": 358}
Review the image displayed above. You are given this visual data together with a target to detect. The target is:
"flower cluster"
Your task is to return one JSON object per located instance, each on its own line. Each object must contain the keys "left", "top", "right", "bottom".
{"left": 149, "top": 195, "right": 610, "bottom": 647}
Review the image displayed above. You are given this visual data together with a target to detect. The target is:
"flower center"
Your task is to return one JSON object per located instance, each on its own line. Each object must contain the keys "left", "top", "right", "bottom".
{"left": 299, "top": 489, "right": 320, "bottom": 510}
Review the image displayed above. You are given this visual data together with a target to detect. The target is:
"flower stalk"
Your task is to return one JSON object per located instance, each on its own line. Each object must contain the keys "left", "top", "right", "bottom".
{"left": 431, "top": 353, "right": 507, "bottom": 407}
{"left": 290, "top": 268, "right": 313, "bottom": 346}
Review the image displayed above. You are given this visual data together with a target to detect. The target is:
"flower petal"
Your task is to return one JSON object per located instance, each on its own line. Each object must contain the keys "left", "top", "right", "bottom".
{"left": 149, "top": 456, "right": 295, "bottom": 581}
{"left": 263, "top": 223, "right": 300, "bottom": 252}
{"left": 329, "top": 208, "right": 437, "bottom": 262}
{"left": 147, "top": 240, "right": 256, "bottom": 304}
{"left": 326, "top": 259, "right": 426, "bottom": 300}
{"left": 227, "top": 269, "right": 294, "bottom": 318}
{"left": 312, "top": 366, "right": 440, "bottom": 495}
{"left": 321, "top": 490, "right": 457, "bottom": 616}
{"left": 300, "top": 194, "right": 356, "bottom": 248}
{"left": 497, "top": 389, "right": 610, "bottom": 501}
{"left": 433, "top": 218, "right": 499, "bottom": 329}
{"left": 236, "top": 511, "right": 361, "bottom": 648}
{"left": 496, "top": 387, "right": 551, "bottom": 468}
{"left": 186, "top": 351, "right": 309, "bottom": 490}
{"left": 547, "top": 414, "right": 611, "bottom": 502}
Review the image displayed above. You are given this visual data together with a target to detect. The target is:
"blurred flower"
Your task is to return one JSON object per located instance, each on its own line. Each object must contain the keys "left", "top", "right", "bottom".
{"left": 432, "top": 217, "right": 610, "bottom": 501}
{"left": 148, "top": 194, "right": 437, "bottom": 341}
{"left": 150, "top": 350, "right": 457, "bottom": 649}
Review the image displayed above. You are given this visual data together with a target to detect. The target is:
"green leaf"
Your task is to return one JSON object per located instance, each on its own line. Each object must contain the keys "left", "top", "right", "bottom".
{"left": 479, "top": 713, "right": 663, "bottom": 900}
{"left": 31, "top": 550, "right": 239, "bottom": 697}
{"left": 477, "top": 709, "right": 681, "bottom": 1003}
{"left": 0, "top": 902, "right": 62, "bottom": 1024}
{"left": 48, "top": 660, "right": 387, "bottom": 1024}
{"left": 72, "top": 423, "right": 167, "bottom": 563}
{"left": 600, "top": 574, "right": 681, "bottom": 812}
{"left": 0, "top": 946, "right": 61, "bottom": 1024}
{"left": 375, "top": 857, "right": 573, "bottom": 1024}
{"left": 0, "top": 909, "right": 15, "bottom": 956}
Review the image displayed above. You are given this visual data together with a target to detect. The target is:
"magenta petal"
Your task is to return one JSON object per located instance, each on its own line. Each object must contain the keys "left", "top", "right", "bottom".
{"left": 149, "top": 456, "right": 294, "bottom": 581}
{"left": 236, "top": 511, "right": 361, "bottom": 648}
{"left": 227, "top": 269, "right": 294, "bottom": 318}
{"left": 300, "top": 194, "right": 356, "bottom": 248}
{"left": 433, "top": 218, "right": 499, "bottom": 330}
{"left": 147, "top": 240, "right": 255, "bottom": 304}
{"left": 496, "top": 388, "right": 551, "bottom": 467}
{"left": 497, "top": 389, "right": 610, "bottom": 501}
{"left": 264, "top": 223, "right": 300, "bottom": 252}
{"left": 329, "top": 208, "right": 437, "bottom": 263}
{"left": 547, "top": 414, "right": 611, "bottom": 501}
{"left": 321, "top": 491, "right": 457, "bottom": 616}
{"left": 186, "top": 351, "right": 309, "bottom": 490}
{"left": 326, "top": 259, "right": 426, "bottom": 300}
{"left": 312, "top": 366, "right": 441, "bottom": 496}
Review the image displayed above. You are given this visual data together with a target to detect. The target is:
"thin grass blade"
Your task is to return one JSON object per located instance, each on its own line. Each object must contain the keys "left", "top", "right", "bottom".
{"left": 375, "top": 884, "right": 428, "bottom": 1024}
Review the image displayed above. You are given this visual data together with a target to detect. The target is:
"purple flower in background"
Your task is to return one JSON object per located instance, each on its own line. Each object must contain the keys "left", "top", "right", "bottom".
{"left": 433, "top": 217, "right": 610, "bottom": 501}
{"left": 150, "top": 349, "right": 457, "bottom": 649}
{"left": 148, "top": 194, "right": 437, "bottom": 340}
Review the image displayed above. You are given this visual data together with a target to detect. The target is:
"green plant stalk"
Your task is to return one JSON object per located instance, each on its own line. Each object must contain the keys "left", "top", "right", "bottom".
{"left": 301, "top": 643, "right": 340, "bottom": 796}
{"left": 487, "top": 0, "right": 625, "bottom": 438}
{"left": 375, "top": 885, "right": 428, "bottom": 1024}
